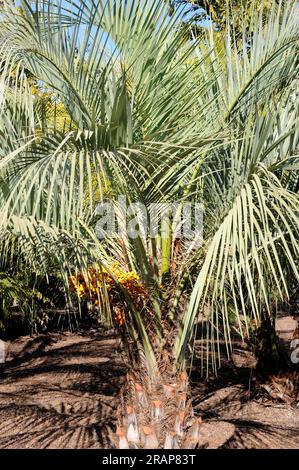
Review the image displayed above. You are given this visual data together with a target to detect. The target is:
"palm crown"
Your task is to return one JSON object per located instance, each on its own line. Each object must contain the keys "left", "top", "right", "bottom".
{"left": 0, "top": 0, "right": 298, "bottom": 383}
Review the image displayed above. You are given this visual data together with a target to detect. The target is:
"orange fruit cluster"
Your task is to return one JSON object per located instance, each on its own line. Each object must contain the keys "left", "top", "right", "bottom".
{"left": 69, "top": 263, "right": 148, "bottom": 326}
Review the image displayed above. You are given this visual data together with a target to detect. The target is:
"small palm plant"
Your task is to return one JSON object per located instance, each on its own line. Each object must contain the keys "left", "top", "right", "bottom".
{"left": 0, "top": 0, "right": 298, "bottom": 448}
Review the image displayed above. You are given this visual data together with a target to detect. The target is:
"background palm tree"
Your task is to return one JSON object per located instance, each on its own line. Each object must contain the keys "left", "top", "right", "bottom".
{"left": 0, "top": 0, "right": 298, "bottom": 448}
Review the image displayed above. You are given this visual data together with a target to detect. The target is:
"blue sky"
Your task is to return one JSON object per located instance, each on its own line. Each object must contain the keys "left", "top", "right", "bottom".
{"left": 16, "top": 0, "right": 212, "bottom": 53}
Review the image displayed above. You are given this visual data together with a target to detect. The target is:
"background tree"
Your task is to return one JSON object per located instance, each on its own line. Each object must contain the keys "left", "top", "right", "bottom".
{"left": 169, "top": 0, "right": 284, "bottom": 37}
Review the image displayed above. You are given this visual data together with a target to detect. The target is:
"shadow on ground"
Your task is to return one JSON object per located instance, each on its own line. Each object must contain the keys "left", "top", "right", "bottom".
{"left": 190, "top": 343, "right": 299, "bottom": 449}
{"left": 0, "top": 331, "right": 127, "bottom": 448}
{"left": 0, "top": 331, "right": 298, "bottom": 448}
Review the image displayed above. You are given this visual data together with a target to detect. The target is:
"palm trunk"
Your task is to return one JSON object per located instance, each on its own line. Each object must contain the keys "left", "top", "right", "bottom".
{"left": 111, "top": 365, "right": 203, "bottom": 449}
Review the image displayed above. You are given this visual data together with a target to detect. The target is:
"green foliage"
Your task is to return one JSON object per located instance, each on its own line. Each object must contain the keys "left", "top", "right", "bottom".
{"left": 0, "top": 268, "right": 65, "bottom": 332}
{"left": 0, "top": 272, "right": 25, "bottom": 330}
{"left": 0, "top": 0, "right": 298, "bottom": 374}
{"left": 171, "top": 0, "right": 283, "bottom": 35}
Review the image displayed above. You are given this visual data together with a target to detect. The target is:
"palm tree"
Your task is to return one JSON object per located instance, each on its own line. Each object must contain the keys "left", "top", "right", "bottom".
{"left": 0, "top": 0, "right": 298, "bottom": 448}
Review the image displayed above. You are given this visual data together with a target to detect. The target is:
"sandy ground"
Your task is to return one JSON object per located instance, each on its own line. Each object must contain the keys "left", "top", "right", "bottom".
{"left": 0, "top": 330, "right": 298, "bottom": 449}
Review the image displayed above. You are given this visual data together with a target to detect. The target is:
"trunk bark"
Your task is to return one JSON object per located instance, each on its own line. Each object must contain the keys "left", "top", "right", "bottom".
{"left": 111, "top": 366, "right": 203, "bottom": 449}
{"left": 253, "top": 315, "right": 289, "bottom": 377}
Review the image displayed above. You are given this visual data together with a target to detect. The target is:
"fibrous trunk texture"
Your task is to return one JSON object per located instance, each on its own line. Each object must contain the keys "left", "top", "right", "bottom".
{"left": 111, "top": 368, "right": 203, "bottom": 449}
